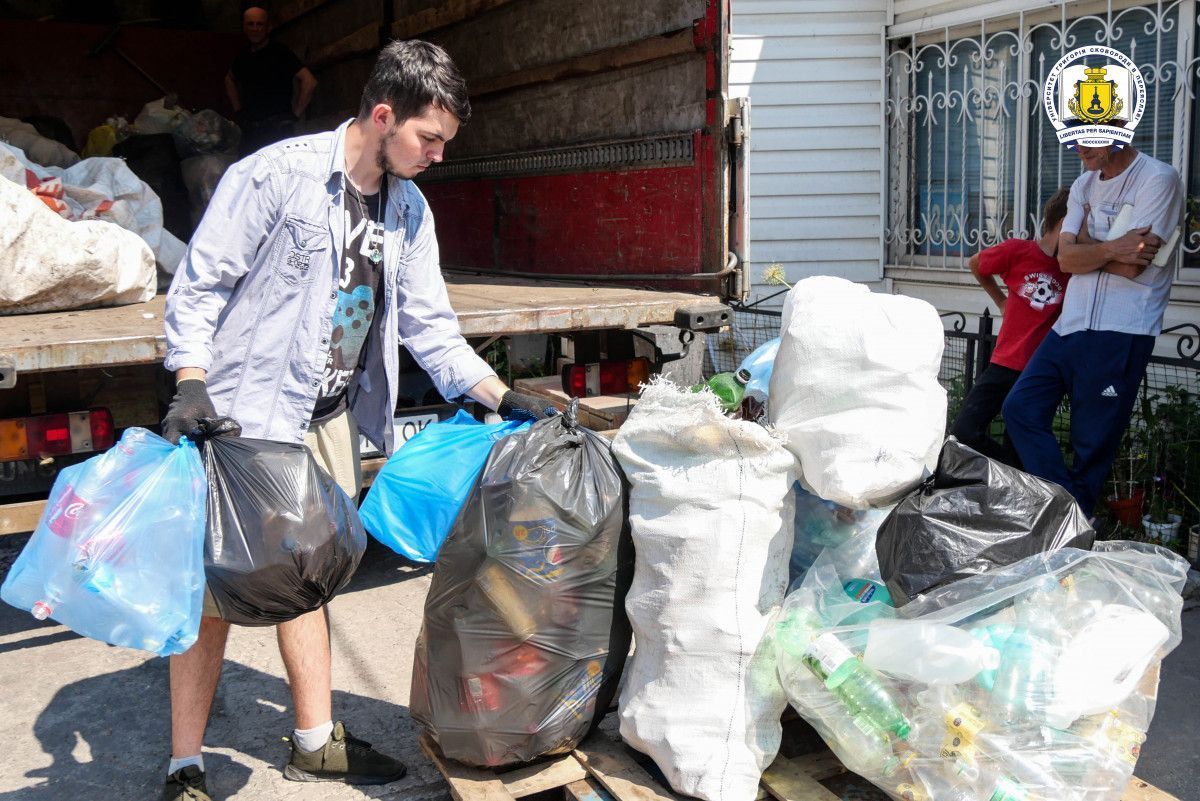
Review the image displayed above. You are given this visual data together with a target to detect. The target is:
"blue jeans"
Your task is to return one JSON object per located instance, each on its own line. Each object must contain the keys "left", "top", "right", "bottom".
{"left": 1002, "top": 329, "right": 1154, "bottom": 518}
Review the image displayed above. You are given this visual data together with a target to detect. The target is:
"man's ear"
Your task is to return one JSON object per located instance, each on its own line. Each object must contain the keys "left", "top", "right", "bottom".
{"left": 370, "top": 103, "right": 394, "bottom": 132}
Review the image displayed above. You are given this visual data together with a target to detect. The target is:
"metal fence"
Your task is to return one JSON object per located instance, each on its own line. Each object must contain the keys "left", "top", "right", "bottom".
{"left": 707, "top": 303, "right": 1200, "bottom": 550}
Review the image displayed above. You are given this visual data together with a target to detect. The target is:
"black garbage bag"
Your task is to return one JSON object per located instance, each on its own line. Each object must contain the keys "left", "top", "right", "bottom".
{"left": 202, "top": 435, "right": 366, "bottom": 625}
{"left": 411, "top": 404, "right": 633, "bottom": 767}
{"left": 876, "top": 438, "right": 1094, "bottom": 606}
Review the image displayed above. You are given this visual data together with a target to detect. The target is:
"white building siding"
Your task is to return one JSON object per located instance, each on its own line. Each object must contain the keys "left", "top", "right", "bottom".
{"left": 731, "top": 0, "right": 888, "bottom": 304}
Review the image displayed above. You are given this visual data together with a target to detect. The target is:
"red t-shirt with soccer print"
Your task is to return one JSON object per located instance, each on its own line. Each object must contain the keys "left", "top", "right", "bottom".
{"left": 978, "top": 238, "right": 1070, "bottom": 371}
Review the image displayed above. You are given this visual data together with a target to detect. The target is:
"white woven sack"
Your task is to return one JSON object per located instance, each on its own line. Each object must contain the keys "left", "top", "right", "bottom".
{"left": 0, "top": 141, "right": 185, "bottom": 273}
{"left": 0, "top": 174, "right": 155, "bottom": 315}
{"left": 613, "top": 381, "right": 795, "bottom": 801}
{"left": 768, "top": 276, "right": 946, "bottom": 509}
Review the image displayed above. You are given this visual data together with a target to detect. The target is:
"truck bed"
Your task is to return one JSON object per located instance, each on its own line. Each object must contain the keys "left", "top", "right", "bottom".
{"left": 0, "top": 275, "right": 720, "bottom": 374}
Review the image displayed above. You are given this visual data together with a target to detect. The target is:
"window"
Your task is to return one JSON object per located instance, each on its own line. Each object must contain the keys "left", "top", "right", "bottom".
{"left": 886, "top": 1, "right": 1195, "bottom": 285}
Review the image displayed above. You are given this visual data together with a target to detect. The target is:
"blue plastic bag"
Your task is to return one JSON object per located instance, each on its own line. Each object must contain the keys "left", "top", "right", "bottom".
{"left": 738, "top": 337, "right": 780, "bottom": 398}
{"left": 359, "top": 410, "right": 530, "bottom": 562}
{"left": 1, "top": 428, "right": 206, "bottom": 656}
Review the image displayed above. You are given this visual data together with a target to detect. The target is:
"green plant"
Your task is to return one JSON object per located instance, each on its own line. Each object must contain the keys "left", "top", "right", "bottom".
{"left": 1107, "top": 426, "right": 1149, "bottom": 502}
{"left": 1137, "top": 386, "right": 1200, "bottom": 523}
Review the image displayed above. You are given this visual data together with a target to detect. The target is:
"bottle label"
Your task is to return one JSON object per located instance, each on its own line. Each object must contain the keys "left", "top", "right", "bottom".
{"left": 945, "top": 702, "right": 987, "bottom": 739}
{"left": 804, "top": 633, "right": 854, "bottom": 675}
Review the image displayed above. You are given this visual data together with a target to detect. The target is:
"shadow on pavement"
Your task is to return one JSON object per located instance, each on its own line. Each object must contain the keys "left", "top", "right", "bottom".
{"left": 1, "top": 656, "right": 418, "bottom": 800}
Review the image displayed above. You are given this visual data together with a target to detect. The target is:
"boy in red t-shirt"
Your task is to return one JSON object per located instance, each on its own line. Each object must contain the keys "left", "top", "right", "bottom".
{"left": 950, "top": 188, "right": 1071, "bottom": 466}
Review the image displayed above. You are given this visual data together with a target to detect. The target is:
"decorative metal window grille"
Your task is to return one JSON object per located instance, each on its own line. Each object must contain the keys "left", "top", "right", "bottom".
{"left": 885, "top": 0, "right": 1200, "bottom": 286}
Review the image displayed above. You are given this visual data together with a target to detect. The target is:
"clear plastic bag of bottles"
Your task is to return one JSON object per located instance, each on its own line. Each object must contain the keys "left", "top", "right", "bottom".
{"left": 1, "top": 428, "right": 206, "bottom": 656}
{"left": 410, "top": 403, "right": 633, "bottom": 767}
{"left": 775, "top": 522, "right": 1188, "bottom": 801}
{"left": 202, "top": 435, "right": 367, "bottom": 625}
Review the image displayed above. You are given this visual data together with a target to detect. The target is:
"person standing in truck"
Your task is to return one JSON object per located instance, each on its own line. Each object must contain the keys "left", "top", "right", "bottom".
{"left": 225, "top": 5, "right": 318, "bottom": 155}
{"left": 161, "top": 40, "right": 550, "bottom": 801}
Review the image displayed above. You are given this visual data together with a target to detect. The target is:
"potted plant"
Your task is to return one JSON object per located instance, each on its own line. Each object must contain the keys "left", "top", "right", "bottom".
{"left": 1104, "top": 428, "right": 1146, "bottom": 527}
{"left": 1142, "top": 478, "right": 1183, "bottom": 545}
{"left": 1138, "top": 387, "right": 1199, "bottom": 547}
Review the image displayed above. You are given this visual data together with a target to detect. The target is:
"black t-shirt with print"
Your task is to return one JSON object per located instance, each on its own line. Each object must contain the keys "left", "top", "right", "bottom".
{"left": 310, "top": 182, "right": 386, "bottom": 423}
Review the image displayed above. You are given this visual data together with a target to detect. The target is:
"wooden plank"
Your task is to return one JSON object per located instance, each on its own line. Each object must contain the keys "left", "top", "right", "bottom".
{"left": 419, "top": 732, "right": 517, "bottom": 801}
{"left": 308, "top": 22, "right": 380, "bottom": 70}
{"left": 1123, "top": 777, "right": 1180, "bottom": 801}
{"left": 760, "top": 755, "right": 841, "bottom": 801}
{"left": 789, "top": 751, "right": 847, "bottom": 783}
{"left": 273, "top": 0, "right": 335, "bottom": 28}
{"left": 392, "top": 0, "right": 519, "bottom": 39}
{"left": 500, "top": 756, "right": 589, "bottom": 798}
{"left": 514, "top": 377, "right": 634, "bottom": 431}
{"left": 565, "top": 778, "right": 617, "bottom": 801}
{"left": 470, "top": 29, "right": 694, "bottom": 98}
{"left": 360, "top": 456, "right": 387, "bottom": 488}
{"left": 0, "top": 499, "right": 45, "bottom": 537}
{"left": 0, "top": 282, "right": 719, "bottom": 374}
{"left": 573, "top": 737, "right": 683, "bottom": 801}
{"left": 0, "top": 454, "right": 387, "bottom": 538}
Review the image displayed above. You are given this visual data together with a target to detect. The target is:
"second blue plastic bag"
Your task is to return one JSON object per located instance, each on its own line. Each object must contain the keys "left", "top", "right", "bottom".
{"left": 0, "top": 428, "right": 207, "bottom": 656}
{"left": 359, "top": 410, "right": 530, "bottom": 562}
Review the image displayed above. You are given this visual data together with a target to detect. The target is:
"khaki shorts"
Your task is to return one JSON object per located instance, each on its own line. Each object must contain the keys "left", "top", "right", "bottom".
{"left": 202, "top": 408, "right": 362, "bottom": 619}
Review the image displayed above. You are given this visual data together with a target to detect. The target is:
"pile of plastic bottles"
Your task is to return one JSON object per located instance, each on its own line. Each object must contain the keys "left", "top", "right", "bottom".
{"left": 774, "top": 529, "right": 1187, "bottom": 801}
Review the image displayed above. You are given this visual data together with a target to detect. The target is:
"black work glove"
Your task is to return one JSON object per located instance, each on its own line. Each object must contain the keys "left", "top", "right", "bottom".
{"left": 161, "top": 379, "right": 241, "bottom": 444}
{"left": 497, "top": 390, "right": 554, "bottom": 422}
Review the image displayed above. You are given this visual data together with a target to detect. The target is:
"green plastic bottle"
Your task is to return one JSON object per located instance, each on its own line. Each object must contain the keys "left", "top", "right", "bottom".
{"left": 692, "top": 368, "right": 751, "bottom": 413}
{"left": 776, "top": 608, "right": 912, "bottom": 740}
{"left": 987, "top": 775, "right": 1032, "bottom": 801}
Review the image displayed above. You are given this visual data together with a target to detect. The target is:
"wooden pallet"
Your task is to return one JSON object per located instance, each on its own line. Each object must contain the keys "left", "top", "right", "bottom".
{"left": 419, "top": 724, "right": 1180, "bottom": 801}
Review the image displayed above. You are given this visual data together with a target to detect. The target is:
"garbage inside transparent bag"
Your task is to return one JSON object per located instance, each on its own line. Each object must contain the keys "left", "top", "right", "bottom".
{"left": 777, "top": 526, "right": 1186, "bottom": 801}
{"left": 0, "top": 428, "right": 206, "bottom": 656}
{"left": 411, "top": 405, "right": 633, "bottom": 767}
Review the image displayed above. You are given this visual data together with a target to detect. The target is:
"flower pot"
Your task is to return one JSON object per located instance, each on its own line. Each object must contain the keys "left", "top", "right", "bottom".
{"left": 1142, "top": 513, "right": 1183, "bottom": 545}
{"left": 1105, "top": 488, "right": 1145, "bottom": 527}
{"left": 1189, "top": 523, "right": 1200, "bottom": 565}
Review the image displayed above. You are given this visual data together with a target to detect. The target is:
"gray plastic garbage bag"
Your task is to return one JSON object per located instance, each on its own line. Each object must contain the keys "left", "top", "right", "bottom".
{"left": 875, "top": 439, "right": 1094, "bottom": 606}
{"left": 410, "top": 404, "right": 633, "bottom": 767}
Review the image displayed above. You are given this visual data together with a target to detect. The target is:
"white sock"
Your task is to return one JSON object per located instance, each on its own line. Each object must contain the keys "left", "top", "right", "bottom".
{"left": 293, "top": 721, "right": 334, "bottom": 753}
{"left": 168, "top": 754, "right": 204, "bottom": 776}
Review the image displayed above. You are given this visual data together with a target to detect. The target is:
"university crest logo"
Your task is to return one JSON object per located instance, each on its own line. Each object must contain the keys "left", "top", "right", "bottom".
{"left": 1043, "top": 46, "right": 1146, "bottom": 148}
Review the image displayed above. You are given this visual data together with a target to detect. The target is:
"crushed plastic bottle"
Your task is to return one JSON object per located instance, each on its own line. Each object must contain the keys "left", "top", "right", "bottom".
{"left": 865, "top": 619, "right": 1001, "bottom": 685}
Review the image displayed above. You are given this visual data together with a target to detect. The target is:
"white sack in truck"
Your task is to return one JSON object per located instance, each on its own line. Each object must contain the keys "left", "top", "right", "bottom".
{"left": 0, "top": 116, "right": 80, "bottom": 169}
{"left": 613, "top": 380, "right": 795, "bottom": 801}
{"left": 0, "top": 141, "right": 185, "bottom": 274}
{"left": 0, "top": 173, "right": 155, "bottom": 314}
{"left": 768, "top": 276, "right": 946, "bottom": 509}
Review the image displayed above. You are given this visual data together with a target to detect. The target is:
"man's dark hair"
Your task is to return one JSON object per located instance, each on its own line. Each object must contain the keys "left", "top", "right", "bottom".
{"left": 1043, "top": 187, "right": 1071, "bottom": 234}
{"left": 358, "top": 40, "right": 471, "bottom": 124}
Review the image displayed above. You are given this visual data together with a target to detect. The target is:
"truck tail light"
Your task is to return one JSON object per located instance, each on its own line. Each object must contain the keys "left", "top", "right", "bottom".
{"left": 561, "top": 358, "right": 652, "bottom": 398}
{"left": 0, "top": 409, "right": 115, "bottom": 462}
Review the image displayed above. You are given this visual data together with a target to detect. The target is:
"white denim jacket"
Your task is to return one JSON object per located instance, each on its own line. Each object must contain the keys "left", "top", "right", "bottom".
{"left": 164, "top": 120, "right": 495, "bottom": 453}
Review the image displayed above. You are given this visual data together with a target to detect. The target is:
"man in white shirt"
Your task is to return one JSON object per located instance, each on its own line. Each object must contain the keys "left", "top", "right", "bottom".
{"left": 1003, "top": 142, "right": 1183, "bottom": 519}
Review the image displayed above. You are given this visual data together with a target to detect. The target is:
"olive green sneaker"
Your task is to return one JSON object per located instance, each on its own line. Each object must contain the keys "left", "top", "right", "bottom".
{"left": 283, "top": 721, "right": 407, "bottom": 785}
{"left": 162, "top": 765, "right": 212, "bottom": 800}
